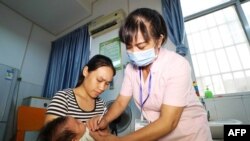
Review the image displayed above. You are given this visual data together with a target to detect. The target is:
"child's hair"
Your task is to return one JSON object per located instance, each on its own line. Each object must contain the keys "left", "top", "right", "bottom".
{"left": 37, "top": 116, "right": 77, "bottom": 141}
{"left": 75, "top": 54, "right": 116, "bottom": 87}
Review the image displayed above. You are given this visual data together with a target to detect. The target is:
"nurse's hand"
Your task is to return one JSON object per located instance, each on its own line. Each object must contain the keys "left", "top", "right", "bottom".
{"left": 87, "top": 116, "right": 109, "bottom": 131}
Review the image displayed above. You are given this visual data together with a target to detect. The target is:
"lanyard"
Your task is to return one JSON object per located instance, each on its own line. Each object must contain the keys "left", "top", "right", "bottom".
{"left": 139, "top": 68, "right": 152, "bottom": 120}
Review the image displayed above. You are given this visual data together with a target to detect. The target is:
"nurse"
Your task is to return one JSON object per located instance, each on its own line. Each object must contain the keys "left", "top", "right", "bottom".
{"left": 88, "top": 8, "right": 212, "bottom": 141}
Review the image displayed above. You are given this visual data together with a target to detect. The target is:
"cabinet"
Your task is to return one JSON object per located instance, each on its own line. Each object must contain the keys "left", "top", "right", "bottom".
{"left": 21, "top": 97, "right": 51, "bottom": 141}
{"left": 22, "top": 96, "right": 51, "bottom": 108}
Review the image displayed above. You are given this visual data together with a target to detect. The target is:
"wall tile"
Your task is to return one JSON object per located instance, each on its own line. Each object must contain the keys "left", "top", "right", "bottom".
{"left": 242, "top": 95, "right": 250, "bottom": 123}
{"left": 213, "top": 96, "right": 248, "bottom": 123}
{"left": 204, "top": 98, "right": 218, "bottom": 120}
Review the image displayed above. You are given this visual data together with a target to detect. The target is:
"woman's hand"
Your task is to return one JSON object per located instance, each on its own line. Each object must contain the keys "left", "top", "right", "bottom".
{"left": 87, "top": 115, "right": 109, "bottom": 131}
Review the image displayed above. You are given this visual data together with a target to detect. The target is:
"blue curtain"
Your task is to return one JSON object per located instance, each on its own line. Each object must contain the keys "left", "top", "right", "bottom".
{"left": 162, "top": 0, "right": 188, "bottom": 56}
{"left": 43, "top": 25, "right": 90, "bottom": 98}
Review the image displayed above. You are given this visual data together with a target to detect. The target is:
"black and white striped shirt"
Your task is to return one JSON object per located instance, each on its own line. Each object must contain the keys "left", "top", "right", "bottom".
{"left": 47, "top": 88, "right": 106, "bottom": 122}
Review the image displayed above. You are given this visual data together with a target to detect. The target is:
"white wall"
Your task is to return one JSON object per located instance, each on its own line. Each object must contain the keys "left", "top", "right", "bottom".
{"left": 0, "top": 2, "right": 55, "bottom": 98}
{"left": 0, "top": 4, "right": 32, "bottom": 68}
{"left": 0, "top": 2, "right": 55, "bottom": 94}
{"left": 0, "top": 3, "right": 55, "bottom": 140}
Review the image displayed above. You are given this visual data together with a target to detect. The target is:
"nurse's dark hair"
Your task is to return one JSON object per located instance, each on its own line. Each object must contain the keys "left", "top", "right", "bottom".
{"left": 119, "top": 8, "right": 168, "bottom": 46}
{"left": 37, "top": 116, "right": 76, "bottom": 141}
{"left": 75, "top": 54, "right": 116, "bottom": 87}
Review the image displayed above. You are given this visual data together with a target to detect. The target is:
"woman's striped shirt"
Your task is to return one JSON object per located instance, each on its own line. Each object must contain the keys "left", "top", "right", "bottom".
{"left": 46, "top": 88, "right": 106, "bottom": 122}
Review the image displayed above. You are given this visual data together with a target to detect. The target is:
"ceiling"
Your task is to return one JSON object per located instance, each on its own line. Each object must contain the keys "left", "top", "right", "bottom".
{"left": 1, "top": 0, "right": 97, "bottom": 35}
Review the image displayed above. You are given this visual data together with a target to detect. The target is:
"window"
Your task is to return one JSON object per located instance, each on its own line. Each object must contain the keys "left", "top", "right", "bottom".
{"left": 181, "top": 0, "right": 250, "bottom": 96}
{"left": 181, "top": 0, "right": 230, "bottom": 17}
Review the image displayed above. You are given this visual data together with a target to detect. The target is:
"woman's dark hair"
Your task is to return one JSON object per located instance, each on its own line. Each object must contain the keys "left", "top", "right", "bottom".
{"left": 119, "top": 8, "right": 168, "bottom": 46}
{"left": 37, "top": 116, "right": 76, "bottom": 141}
{"left": 75, "top": 54, "right": 116, "bottom": 87}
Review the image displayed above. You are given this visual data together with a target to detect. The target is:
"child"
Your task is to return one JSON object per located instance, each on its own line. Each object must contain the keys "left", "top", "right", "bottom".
{"left": 38, "top": 116, "right": 94, "bottom": 141}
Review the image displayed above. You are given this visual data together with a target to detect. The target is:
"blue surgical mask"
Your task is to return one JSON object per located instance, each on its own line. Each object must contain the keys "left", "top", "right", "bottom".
{"left": 127, "top": 48, "right": 157, "bottom": 67}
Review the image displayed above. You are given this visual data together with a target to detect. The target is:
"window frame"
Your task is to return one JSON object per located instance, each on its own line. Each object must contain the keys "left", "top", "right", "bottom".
{"left": 182, "top": 0, "right": 250, "bottom": 96}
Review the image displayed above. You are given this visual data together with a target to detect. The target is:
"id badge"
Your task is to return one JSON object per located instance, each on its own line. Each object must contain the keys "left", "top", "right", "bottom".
{"left": 135, "top": 118, "right": 149, "bottom": 131}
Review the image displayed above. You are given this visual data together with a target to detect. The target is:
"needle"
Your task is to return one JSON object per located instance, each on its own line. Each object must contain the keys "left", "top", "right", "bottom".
{"left": 98, "top": 107, "right": 107, "bottom": 124}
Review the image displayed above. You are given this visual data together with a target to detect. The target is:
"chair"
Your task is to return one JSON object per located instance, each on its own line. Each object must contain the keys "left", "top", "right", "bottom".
{"left": 16, "top": 106, "right": 46, "bottom": 141}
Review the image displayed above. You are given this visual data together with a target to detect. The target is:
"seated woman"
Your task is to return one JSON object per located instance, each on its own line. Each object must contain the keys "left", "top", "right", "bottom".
{"left": 45, "top": 54, "right": 116, "bottom": 125}
{"left": 42, "top": 54, "right": 116, "bottom": 140}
